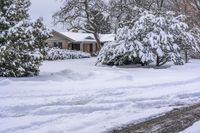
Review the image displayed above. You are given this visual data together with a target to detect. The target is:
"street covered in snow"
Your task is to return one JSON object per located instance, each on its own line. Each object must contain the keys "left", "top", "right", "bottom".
{"left": 1, "top": 58, "right": 200, "bottom": 133}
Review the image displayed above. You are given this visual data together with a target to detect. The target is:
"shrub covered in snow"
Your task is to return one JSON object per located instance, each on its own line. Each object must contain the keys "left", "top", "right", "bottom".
{"left": 189, "top": 28, "right": 200, "bottom": 59}
{"left": 97, "top": 11, "right": 200, "bottom": 66}
{"left": 170, "top": 16, "right": 200, "bottom": 63}
{"left": 0, "top": 0, "right": 50, "bottom": 77}
{"left": 44, "top": 47, "right": 91, "bottom": 60}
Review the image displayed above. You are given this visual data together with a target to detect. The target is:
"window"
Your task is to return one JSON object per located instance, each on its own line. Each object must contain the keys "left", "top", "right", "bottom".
{"left": 53, "top": 42, "right": 63, "bottom": 49}
{"left": 58, "top": 42, "right": 63, "bottom": 49}
{"left": 72, "top": 44, "right": 80, "bottom": 51}
{"left": 53, "top": 42, "right": 57, "bottom": 47}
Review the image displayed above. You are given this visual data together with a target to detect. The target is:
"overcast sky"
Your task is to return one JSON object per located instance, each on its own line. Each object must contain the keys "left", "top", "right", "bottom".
{"left": 29, "top": 0, "right": 63, "bottom": 30}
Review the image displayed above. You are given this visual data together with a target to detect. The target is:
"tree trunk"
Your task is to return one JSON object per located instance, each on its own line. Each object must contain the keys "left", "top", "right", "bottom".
{"left": 83, "top": 0, "right": 101, "bottom": 52}
{"left": 157, "top": 0, "right": 165, "bottom": 10}
{"left": 93, "top": 33, "right": 101, "bottom": 52}
{"left": 184, "top": 49, "right": 188, "bottom": 63}
{"left": 156, "top": 56, "right": 160, "bottom": 66}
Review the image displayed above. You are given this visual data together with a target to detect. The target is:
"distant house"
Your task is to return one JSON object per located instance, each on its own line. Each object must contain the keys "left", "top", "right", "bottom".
{"left": 45, "top": 30, "right": 115, "bottom": 54}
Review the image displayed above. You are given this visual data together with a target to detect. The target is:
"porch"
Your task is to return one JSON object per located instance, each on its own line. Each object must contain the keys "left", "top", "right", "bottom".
{"left": 69, "top": 42, "right": 97, "bottom": 54}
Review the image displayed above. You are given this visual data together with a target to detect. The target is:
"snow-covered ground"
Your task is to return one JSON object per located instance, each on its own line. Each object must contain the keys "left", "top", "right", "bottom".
{"left": 1, "top": 58, "right": 200, "bottom": 133}
{"left": 181, "top": 121, "right": 200, "bottom": 133}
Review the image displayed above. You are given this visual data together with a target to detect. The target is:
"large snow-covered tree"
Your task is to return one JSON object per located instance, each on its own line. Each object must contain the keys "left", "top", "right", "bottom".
{"left": 53, "top": 0, "right": 108, "bottom": 51}
{"left": 0, "top": 0, "right": 50, "bottom": 77}
{"left": 194, "top": 0, "right": 200, "bottom": 11}
{"left": 97, "top": 10, "right": 200, "bottom": 66}
{"left": 170, "top": 0, "right": 200, "bottom": 27}
{"left": 85, "top": 9, "right": 111, "bottom": 34}
{"left": 109, "top": 0, "right": 144, "bottom": 33}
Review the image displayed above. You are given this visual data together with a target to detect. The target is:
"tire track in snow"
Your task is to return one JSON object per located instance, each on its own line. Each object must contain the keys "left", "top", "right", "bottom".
{"left": 1, "top": 76, "right": 200, "bottom": 99}
{"left": 0, "top": 114, "right": 72, "bottom": 133}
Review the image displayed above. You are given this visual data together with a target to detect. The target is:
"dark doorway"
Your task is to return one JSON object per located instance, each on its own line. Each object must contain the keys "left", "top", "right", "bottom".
{"left": 89, "top": 44, "right": 93, "bottom": 53}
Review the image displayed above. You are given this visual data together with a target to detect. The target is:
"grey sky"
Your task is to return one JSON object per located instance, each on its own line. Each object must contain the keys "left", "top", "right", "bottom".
{"left": 29, "top": 0, "right": 63, "bottom": 30}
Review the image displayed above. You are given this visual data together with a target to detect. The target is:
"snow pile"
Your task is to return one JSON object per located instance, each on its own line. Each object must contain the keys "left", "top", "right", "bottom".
{"left": 44, "top": 47, "right": 91, "bottom": 60}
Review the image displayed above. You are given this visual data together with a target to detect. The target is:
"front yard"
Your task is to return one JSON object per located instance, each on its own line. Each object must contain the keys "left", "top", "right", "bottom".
{"left": 1, "top": 58, "right": 200, "bottom": 133}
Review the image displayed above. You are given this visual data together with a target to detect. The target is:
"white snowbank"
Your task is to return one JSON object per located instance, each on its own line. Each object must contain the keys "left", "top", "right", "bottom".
{"left": 1, "top": 58, "right": 200, "bottom": 133}
{"left": 180, "top": 121, "right": 200, "bottom": 133}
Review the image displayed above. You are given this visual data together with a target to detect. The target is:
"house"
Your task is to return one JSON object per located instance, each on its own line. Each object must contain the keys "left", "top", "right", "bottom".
{"left": 45, "top": 30, "right": 115, "bottom": 54}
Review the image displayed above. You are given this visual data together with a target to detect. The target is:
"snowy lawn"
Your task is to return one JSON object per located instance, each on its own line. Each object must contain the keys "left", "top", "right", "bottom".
{"left": 1, "top": 58, "right": 200, "bottom": 133}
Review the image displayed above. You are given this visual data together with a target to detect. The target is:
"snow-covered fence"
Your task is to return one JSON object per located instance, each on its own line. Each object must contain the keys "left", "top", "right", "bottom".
{"left": 44, "top": 47, "right": 91, "bottom": 60}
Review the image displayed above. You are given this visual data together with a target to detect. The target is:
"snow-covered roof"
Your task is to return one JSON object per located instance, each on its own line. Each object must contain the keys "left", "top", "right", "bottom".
{"left": 100, "top": 34, "right": 115, "bottom": 42}
{"left": 59, "top": 32, "right": 96, "bottom": 42}
{"left": 55, "top": 31, "right": 115, "bottom": 43}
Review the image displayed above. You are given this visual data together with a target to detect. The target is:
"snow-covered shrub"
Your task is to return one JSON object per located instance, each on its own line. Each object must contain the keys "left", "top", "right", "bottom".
{"left": 169, "top": 15, "right": 200, "bottom": 63}
{"left": 0, "top": 0, "right": 50, "bottom": 77}
{"left": 98, "top": 39, "right": 151, "bottom": 66}
{"left": 44, "top": 47, "right": 91, "bottom": 60}
{"left": 98, "top": 10, "right": 200, "bottom": 66}
{"left": 189, "top": 28, "right": 200, "bottom": 59}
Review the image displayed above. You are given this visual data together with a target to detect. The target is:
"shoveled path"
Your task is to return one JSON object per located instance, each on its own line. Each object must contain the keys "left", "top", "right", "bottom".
{"left": 110, "top": 103, "right": 200, "bottom": 133}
